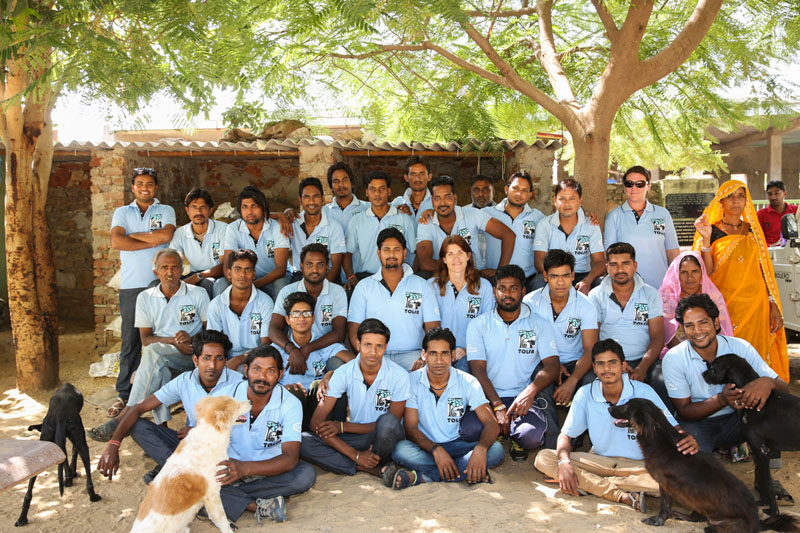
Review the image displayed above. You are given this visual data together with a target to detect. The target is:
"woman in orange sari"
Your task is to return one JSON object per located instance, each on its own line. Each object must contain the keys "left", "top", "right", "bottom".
{"left": 693, "top": 180, "right": 788, "bottom": 381}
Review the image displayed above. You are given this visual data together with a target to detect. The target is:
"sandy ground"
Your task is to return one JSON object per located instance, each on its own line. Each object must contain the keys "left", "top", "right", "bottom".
{"left": 1, "top": 325, "right": 799, "bottom": 532}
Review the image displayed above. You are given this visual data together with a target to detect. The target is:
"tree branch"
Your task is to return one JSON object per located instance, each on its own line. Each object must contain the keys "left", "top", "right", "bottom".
{"left": 464, "top": 7, "right": 537, "bottom": 18}
{"left": 590, "top": 0, "right": 619, "bottom": 42}
{"left": 535, "top": 0, "right": 579, "bottom": 107}
{"left": 617, "top": 0, "right": 655, "bottom": 56}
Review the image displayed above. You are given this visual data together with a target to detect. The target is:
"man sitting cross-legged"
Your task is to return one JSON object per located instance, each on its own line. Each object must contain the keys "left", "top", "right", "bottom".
{"left": 300, "top": 319, "right": 408, "bottom": 481}
{"left": 391, "top": 327, "right": 505, "bottom": 489}
{"left": 534, "top": 339, "right": 698, "bottom": 512}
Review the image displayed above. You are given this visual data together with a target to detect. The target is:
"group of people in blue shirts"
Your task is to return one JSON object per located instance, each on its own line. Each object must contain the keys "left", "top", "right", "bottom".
{"left": 89, "top": 159, "right": 790, "bottom": 526}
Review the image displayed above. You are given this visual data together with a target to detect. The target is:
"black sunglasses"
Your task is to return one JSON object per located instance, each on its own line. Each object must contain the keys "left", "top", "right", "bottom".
{"left": 133, "top": 167, "right": 157, "bottom": 177}
{"left": 623, "top": 180, "right": 648, "bottom": 188}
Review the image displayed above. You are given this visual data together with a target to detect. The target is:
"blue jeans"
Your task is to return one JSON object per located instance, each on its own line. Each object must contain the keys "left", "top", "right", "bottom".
{"left": 130, "top": 419, "right": 179, "bottom": 466}
{"left": 392, "top": 438, "right": 505, "bottom": 482}
{"left": 220, "top": 462, "right": 316, "bottom": 521}
{"left": 384, "top": 350, "right": 422, "bottom": 372}
{"left": 678, "top": 411, "right": 743, "bottom": 454}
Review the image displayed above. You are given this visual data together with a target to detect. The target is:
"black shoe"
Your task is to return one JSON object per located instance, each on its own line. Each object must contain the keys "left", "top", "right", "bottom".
{"left": 509, "top": 441, "right": 529, "bottom": 463}
{"left": 143, "top": 464, "right": 162, "bottom": 485}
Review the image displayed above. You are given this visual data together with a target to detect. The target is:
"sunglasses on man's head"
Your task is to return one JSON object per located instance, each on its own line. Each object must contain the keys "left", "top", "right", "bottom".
{"left": 623, "top": 180, "right": 648, "bottom": 188}
{"left": 133, "top": 167, "right": 156, "bottom": 177}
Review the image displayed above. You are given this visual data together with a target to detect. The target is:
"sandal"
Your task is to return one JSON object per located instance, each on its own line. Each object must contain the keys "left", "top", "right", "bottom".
{"left": 87, "top": 419, "right": 118, "bottom": 443}
{"left": 772, "top": 480, "right": 795, "bottom": 506}
{"left": 381, "top": 462, "right": 399, "bottom": 488}
{"left": 630, "top": 491, "right": 647, "bottom": 513}
{"left": 107, "top": 397, "right": 126, "bottom": 418}
{"left": 394, "top": 469, "right": 424, "bottom": 490}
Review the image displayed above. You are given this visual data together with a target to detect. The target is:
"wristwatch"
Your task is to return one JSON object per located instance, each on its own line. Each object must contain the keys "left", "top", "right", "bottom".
{"left": 196, "top": 271, "right": 204, "bottom": 280}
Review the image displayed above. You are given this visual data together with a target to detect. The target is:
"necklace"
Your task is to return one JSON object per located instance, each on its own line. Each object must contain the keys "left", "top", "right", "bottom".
{"left": 721, "top": 219, "right": 743, "bottom": 229}
{"left": 429, "top": 383, "right": 448, "bottom": 391}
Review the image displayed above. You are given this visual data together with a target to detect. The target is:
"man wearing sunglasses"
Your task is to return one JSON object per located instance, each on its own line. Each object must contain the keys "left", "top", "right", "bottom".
{"left": 604, "top": 166, "right": 679, "bottom": 288}
{"left": 110, "top": 168, "right": 176, "bottom": 413}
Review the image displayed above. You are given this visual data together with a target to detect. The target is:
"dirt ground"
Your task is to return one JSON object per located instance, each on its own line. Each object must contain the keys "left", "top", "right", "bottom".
{"left": 0, "top": 324, "right": 798, "bottom": 532}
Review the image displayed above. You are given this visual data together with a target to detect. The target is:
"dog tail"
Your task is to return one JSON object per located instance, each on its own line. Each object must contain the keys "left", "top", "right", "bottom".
{"left": 55, "top": 421, "right": 67, "bottom": 497}
{"left": 761, "top": 513, "right": 800, "bottom": 532}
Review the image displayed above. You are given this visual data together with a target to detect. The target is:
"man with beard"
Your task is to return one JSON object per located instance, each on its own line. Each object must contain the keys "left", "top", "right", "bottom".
{"left": 219, "top": 186, "right": 291, "bottom": 299}
{"left": 464, "top": 265, "right": 560, "bottom": 463}
{"left": 391, "top": 155, "right": 433, "bottom": 224}
{"left": 215, "top": 345, "right": 317, "bottom": 524}
{"left": 95, "top": 329, "right": 243, "bottom": 483}
{"left": 169, "top": 188, "right": 227, "bottom": 297}
{"left": 468, "top": 175, "right": 496, "bottom": 209}
{"left": 208, "top": 249, "right": 274, "bottom": 370}
{"left": 322, "top": 162, "right": 368, "bottom": 232}
{"left": 289, "top": 177, "right": 346, "bottom": 282}
{"left": 416, "top": 175, "right": 515, "bottom": 278}
{"left": 757, "top": 180, "right": 798, "bottom": 246}
{"left": 348, "top": 228, "right": 440, "bottom": 370}
{"left": 588, "top": 242, "right": 668, "bottom": 408}
{"left": 270, "top": 243, "right": 348, "bottom": 376}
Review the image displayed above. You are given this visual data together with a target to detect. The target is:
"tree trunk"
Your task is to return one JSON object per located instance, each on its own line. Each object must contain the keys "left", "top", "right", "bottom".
{"left": 570, "top": 119, "right": 613, "bottom": 226}
{"left": 2, "top": 57, "right": 59, "bottom": 392}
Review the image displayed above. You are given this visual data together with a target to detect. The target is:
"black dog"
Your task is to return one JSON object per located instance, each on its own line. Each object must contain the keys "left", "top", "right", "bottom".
{"left": 15, "top": 383, "right": 101, "bottom": 527}
{"left": 703, "top": 353, "right": 800, "bottom": 516}
{"left": 608, "top": 398, "right": 798, "bottom": 532}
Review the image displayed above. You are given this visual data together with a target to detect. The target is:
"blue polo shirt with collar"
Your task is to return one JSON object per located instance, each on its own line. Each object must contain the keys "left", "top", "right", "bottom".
{"left": 407, "top": 368, "right": 488, "bottom": 443}
{"left": 349, "top": 264, "right": 440, "bottom": 353}
{"left": 111, "top": 199, "right": 177, "bottom": 289}
{"left": 466, "top": 302, "right": 559, "bottom": 397}
{"left": 430, "top": 277, "right": 495, "bottom": 349}
{"left": 323, "top": 194, "right": 369, "bottom": 231}
{"left": 662, "top": 335, "right": 778, "bottom": 418}
{"left": 275, "top": 331, "right": 347, "bottom": 389}
{"left": 155, "top": 366, "right": 243, "bottom": 427}
{"left": 273, "top": 278, "right": 348, "bottom": 339}
{"left": 533, "top": 209, "right": 603, "bottom": 274}
{"left": 289, "top": 210, "right": 346, "bottom": 273}
{"left": 588, "top": 274, "right": 662, "bottom": 362}
{"left": 416, "top": 205, "right": 493, "bottom": 270}
{"left": 562, "top": 375, "right": 678, "bottom": 460}
{"left": 224, "top": 218, "right": 290, "bottom": 279}
{"left": 345, "top": 205, "right": 417, "bottom": 274}
{"left": 483, "top": 199, "right": 545, "bottom": 277}
{"left": 391, "top": 187, "right": 433, "bottom": 226}
{"left": 326, "top": 355, "right": 411, "bottom": 424}
{"left": 169, "top": 219, "right": 228, "bottom": 273}
{"left": 207, "top": 285, "right": 274, "bottom": 357}
{"left": 603, "top": 200, "right": 679, "bottom": 288}
{"left": 134, "top": 281, "right": 209, "bottom": 337}
{"left": 524, "top": 286, "right": 599, "bottom": 364}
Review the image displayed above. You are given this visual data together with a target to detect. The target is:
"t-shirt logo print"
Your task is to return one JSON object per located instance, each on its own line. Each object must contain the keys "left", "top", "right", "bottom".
{"left": 211, "top": 241, "right": 221, "bottom": 262}
{"left": 575, "top": 235, "right": 590, "bottom": 254}
{"left": 320, "top": 305, "right": 333, "bottom": 326}
{"left": 149, "top": 213, "right": 163, "bottom": 230}
{"left": 388, "top": 223, "right": 403, "bottom": 232}
{"left": 265, "top": 240, "right": 275, "bottom": 258}
{"left": 178, "top": 305, "right": 197, "bottom": 325}
{"left": 447, "top": 397, "right": 465, "bottom": 422}
{"left": 523, "top": 220, "right": 536, "bottom": 238}
{"left": 375, "top": 389, "right": 391, "bottom": 412}
{"left": 652, "top": 218, "right": 665, "bottom": 235}
{"left": 565, "top": 317, "right": 581, "bottom": 338}
{"left": 633, "top": 303, "right": 649, "bottom": 325}
{"left": 518, "top": 329, "right": 537, "bottom": 352}
{"left": 264, "top": 421, "right": 283, "bottom": 447}
{"left": 312, "top": 360, "right": 326, "bottom": 378}
{"left": 466, "top": 296, "right": 481, "bottom": 318}
{"left": 405, "top": 292, "right": 422, "bottom": 314}
{"left": 457, "top": 228, "right": 472, "bottom": 245}
{"left": 315, "top": 236, "right": 329, "bottom": 248}
{"left": 249, "top": 313, "right": 262, "bottom": 335}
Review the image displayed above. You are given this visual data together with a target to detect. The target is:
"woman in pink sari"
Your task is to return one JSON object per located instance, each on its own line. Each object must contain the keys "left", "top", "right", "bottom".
{"left": 658, "top": 251, "right": 733, "bottom": 356}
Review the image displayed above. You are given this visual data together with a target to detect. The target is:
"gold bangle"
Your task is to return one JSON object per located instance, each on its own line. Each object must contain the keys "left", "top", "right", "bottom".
{"left": 340, "top": 421, "right": 344, "bottom": 433}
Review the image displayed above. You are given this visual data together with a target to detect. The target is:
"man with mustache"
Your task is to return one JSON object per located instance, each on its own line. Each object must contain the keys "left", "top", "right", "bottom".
{"left": 391, "top": 155, "right": 434, "bottom": 224}
{"left": 322, "top": 162, "right": 368, "bottom": 231}
{"left": 468, "top": 174, "right": 496, "bottom": 209}
{"left": 169, "top": 188, "right": 228, "bottom": 298}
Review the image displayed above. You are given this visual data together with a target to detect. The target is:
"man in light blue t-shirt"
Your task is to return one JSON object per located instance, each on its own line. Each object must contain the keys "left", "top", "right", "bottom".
{"left": 391, "top": 155, "right": 433, "bottom": 225}
{"left": 322, "top": 162, "right": 368, "bottom": 231}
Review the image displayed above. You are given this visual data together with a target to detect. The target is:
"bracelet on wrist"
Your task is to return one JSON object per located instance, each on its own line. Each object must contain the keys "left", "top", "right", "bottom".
{"left": 108, "top": 439, "right": 121, "bottom": 448}
{"left": 700, "top": 245, "right": 712, "bottom": 253}
{"left": 493, "top": 404, "right": 507, "bottom": 412}
{"left": 355, "top": 451, "right": 361, "bottom": 462}
{"left": 431, "top": 443, "right": 441, "bottom": 454}
{"left": 557, "top": 458, "right": 571, "bottom": 466}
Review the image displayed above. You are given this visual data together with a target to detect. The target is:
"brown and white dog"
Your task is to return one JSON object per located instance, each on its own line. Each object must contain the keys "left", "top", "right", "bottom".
{"left": 130, "top": 395, "right": 250, "bottom": 533}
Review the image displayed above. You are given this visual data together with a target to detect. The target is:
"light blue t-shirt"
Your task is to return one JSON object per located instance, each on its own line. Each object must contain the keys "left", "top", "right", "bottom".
{"left": 111, "top": 199, "right": 177, "bottom": 289}
{"left": 169, "top": 220, "right": 228, "bottom": 273}
{"left": 407, "top": 368, "right": 488, "bottom": 443}
{"left": 207, "top": 285, "right": 273, "bottom": 357}
{"left": 346, "top": 205, "right": 417, "bottom": 274}
{"left": 662, "top": 335, "right": 778, "bottom": 418}
{"left": 273, "top": 279, "right": 348, "bottom": 339}
{"left": 348, "top": 264, "right": 440, "bottom": 353}
{"left": 134, "top": 282, "right": 209, "bottom": 337}
{"left": 323, "top": 195, "right": 369, "bottom": 233}
{"left": 326, "top": 355, "right": 411, "bottom": 424}
{"left": 562, "top": 375, "right": 678, "bottom": 460}
{"left": 224, "top": 218, "right": 290, "bottom": 279}
{"left": 466, "top": 303, "right": 560, "bottom": 397}
{"left": 275, "top": 331, "right": 347, "bottom": 389}
{"left": 391, "top": 187, "right": 433, "bottom": 226}
{"left": 154, "top": 367, "right": 243, "bottom": 427}
{"left": 603, "top": 201, "right": 679, "bottom": 288}
{"left": 533, "top": 209, "right": 603, "bottom": 274}
{"left": 416, "top": 206, "right": 492, "bottom": 269}
{"left": 431, "top": 277, "right": 495, "bottom": 349}
{"left": 524, "top": 286, "right": 599, "bottom": 364}
{"left": 218, "top": 381, "right": 303, "bottom": 462}
{"left": 289, "top": 210, "right": 346, "bottom": 273}
{"left": 483, "top": 199, "right": 545, "bottom": 277}
{"left": 588, "top": 274, "right": 663, "bottom": 362}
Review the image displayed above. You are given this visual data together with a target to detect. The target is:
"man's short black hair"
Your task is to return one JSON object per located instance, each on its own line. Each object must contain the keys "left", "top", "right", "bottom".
{"left": 357, "top": 318, "right": 391, "bottom": 343}
{"left": 404, "top": 155, "right": 430, "bottom": 174}
{"left": 327, "top": 162, "right": 354, "bottom": 188}
{"left": 284, "top": 291, "right": 316, "bottom": 315}
{"left": 300, "top": 242, "right": 330, "bottom": 264}
{"left": 554, "top": 178, "right": 582, "bottom": 198}
{"left": 472, "top": 174, "right": 493, "bottom": 186}
{"left": 766, "top": 180, "right": 787, "bottom": 193}
{"left": 422, "top": 327, "right": 456, "bottom": 351}
{"left": 675, "top": 293, "right": 721, "bottom": 325}
{"left": 430, "top": 175, "right": 456, "bottom": 195}
{"left": 622, "top": 165, "right": 651, "bottom": 183}
{"left": 591, "top": 338, "right": 626, "bottom": 364}
{"left": 299, "top": 177, "right": 324, "bottom": 198}
{"left": 606, "top": 242, "right": 636, "bottom": 261}
{"left": 495, "top": 264, "right": 526, "bottom": 286}
{"left": 243, "top": 344, "right": 283, "bottom": 371}
{"left": 543, "top": 249, "right": 575, "bottom": 273}
{"left": 192, "top": 329, "right": 233, "bottom": 358}
{"left": 364, "top": 170, "right": 390, "bottom": 188}
{"left": 507, "top": 170, "right": 534, "bottom": 189}
{"left": 227, "top": 248, "right": 258, "bottom": 269}
{"left": 131, "top": 167, "right": 158, "bottom": 185}
{"left": 237, "top": 186, "right": 269, "bottom": 218}
{"left": 184, "top": 187, "right": 214, "bottom": 208}
{"left": 377, "top": 227, "right": 406, "bottom": 250}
